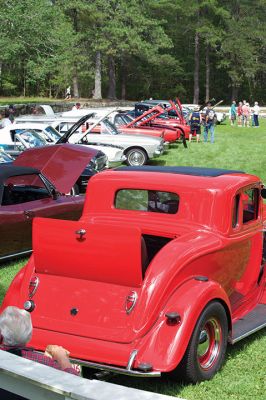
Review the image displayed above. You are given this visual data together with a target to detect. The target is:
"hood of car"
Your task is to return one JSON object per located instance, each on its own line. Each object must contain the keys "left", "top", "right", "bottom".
{"left": 13, "top": 143, "right": 98, "bottom": 193}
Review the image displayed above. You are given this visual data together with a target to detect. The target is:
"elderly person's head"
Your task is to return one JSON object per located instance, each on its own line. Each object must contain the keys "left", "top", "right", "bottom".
{"left": 0, "top": 306, "right": 32, "bottom": 347}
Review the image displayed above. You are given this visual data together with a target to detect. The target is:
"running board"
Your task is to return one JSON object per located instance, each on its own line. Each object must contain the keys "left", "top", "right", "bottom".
{"left": 231, "top": 304, "right": 266, "bottom": 344}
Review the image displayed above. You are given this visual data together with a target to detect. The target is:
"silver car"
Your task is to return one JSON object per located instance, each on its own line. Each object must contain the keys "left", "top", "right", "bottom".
{"left": 55, "top": 116, "right": 165, "bottom": 166}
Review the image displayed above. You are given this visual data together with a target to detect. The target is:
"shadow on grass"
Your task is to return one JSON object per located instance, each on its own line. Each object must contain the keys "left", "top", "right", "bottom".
{"left": 99, "top": 372, "right": 186, "bottom": 397}
{"left": 93, "top": 327, "right": 266, "bottom": 396}
{"left": 225, "top": 327, "right": 266, "bottom": 360}
{"left": 149, "top": 160, "right": 166, "bottom": 166}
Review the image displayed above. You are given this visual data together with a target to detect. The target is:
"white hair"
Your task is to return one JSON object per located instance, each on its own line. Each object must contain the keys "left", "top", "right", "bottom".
{"left": 0, "top": 306, "right": 32, "bottom": 346}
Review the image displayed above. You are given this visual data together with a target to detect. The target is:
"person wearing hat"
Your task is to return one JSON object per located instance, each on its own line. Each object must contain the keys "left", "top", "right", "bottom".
{"left": 189, "top": 106, "right": 202, "bottom": 143}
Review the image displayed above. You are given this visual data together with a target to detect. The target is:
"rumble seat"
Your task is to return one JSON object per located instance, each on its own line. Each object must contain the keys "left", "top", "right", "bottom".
{"left": 33, "top": 217, "right": 144, "bottom": 287}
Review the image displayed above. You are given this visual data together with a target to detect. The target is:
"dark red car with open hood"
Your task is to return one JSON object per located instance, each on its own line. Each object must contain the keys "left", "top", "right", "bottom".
{"left": 0, "top": 143, "right": 98, "bottom": 261}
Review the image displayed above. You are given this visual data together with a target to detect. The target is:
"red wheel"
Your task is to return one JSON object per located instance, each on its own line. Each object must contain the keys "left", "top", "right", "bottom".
{"left": 172, "top": 302, "right": 228, "bottom": 383}
{"left": 197, "top": 317, "right": 222, "bottom": 371}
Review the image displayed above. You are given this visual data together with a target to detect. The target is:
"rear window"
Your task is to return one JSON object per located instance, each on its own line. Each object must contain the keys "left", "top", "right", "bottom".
{"left": 115, "top": 189, "right": 179, "bottom": 214}
{"left": 242, "top": 188, "right": 259, "bottom": 223}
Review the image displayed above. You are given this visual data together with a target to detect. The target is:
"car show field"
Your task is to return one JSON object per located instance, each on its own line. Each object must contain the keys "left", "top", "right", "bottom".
{"left": 0, "top": 118, "right": 266, "bottom": 400}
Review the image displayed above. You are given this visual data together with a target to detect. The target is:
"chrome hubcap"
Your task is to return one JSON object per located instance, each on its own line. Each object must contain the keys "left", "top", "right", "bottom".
{"left": 128, "top": 151, "right": 145, "bottom": 166}
{"left": 197, "top": 318, "right": 222, "bottom": 370}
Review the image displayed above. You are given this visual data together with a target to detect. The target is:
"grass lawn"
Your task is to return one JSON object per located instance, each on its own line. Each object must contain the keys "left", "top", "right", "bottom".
{"left": 0, "top": 118, "right": 266, "bottom": 399}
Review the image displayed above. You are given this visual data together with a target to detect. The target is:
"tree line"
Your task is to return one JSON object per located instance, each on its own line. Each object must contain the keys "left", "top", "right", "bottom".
{"left": 0, "top": 0, "right": 265, "bottom": 104}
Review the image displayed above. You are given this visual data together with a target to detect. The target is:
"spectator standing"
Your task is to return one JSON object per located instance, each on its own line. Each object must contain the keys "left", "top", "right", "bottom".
{"left": 72, "top": 102, "right": 81, "bottom": 111}
{"left": 65, "top": 86, "right": 71, "bottom": 99}
{"left": 2, "top": 110, "right": 12, "bottom": 128}
{"left": 203, "top": 103, "right": 216, "bottom": 143}
{"left": 8, "top": 105, "right": 16, "bottom": 123}
{"left": 189, "top": 106, "right": 202, "bottom": 143}
{"left": 229, "top": 101, "right": 237, "bottom": 126}
{"left": 242, "top": 102, "right": 250, "bottom": 127}
{"left": 0, "top": 306, "right": 79, "bottom": 376}
{"left": 253, "top": 102, "right": 260, "bottom": 127}
{"left": 237, "top": 101, "right": 243, "bottom": 127}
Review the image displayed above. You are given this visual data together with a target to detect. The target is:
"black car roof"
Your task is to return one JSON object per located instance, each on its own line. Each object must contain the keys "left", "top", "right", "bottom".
{"left": 0, "top": 164, "right": 40, "bottom": 182}
{"left": 115, "top": 166, "right": 245, "bottom": 177}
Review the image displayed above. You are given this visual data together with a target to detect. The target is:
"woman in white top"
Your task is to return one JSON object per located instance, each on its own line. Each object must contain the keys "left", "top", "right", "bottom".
{"left": 253, "top": 102, "right": 260, "bottom": 127}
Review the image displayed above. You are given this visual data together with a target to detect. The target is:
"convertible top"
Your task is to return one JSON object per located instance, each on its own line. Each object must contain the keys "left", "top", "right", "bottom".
{"left": 115, "top": 166, "right": 245, "bottom": 177}
{"left": 0, "top": 164, "right": 40, "bottom": 182}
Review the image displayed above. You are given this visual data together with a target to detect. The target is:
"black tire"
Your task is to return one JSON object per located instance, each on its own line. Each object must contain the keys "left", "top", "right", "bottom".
{"left": 172, "top": 301, "right": 228, "bottom": 383}
{"left": 126, "top": 148, "right": 148, "bottom": 166}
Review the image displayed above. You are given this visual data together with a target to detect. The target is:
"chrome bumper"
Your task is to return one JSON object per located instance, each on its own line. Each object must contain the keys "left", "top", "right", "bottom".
{"left": 69, "top": 350, "right": 161, "bottom": 378}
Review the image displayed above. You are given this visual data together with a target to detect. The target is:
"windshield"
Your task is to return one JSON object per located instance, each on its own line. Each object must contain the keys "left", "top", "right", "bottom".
{"left": 45, "top": 126, "right": 61, "bottom": 141}
{"left": 16, "top": 130, "right": 47, "bottom": 148}
{"left": 0, "top": 150, "right": 13, "bottom": 162}
{"left": 100, "top": 118, "right": 119, "bottom": 135}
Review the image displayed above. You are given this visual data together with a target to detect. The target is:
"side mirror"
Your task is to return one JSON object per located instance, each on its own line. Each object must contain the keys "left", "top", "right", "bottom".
{"left": 51, "top": 188, "right": 60, "bottom": 200}
{"left": 261, "top": 188, "right": 266, "bottom": 199}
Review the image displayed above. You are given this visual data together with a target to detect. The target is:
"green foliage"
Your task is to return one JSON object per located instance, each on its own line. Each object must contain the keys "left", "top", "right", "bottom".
{"left": 0, "top": 0, "right": 265, "bottom": 101}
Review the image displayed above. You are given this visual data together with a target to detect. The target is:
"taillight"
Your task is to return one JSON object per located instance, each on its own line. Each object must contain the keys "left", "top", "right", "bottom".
{"left": 125, "top": 291, "right": 138, "bottom": 314}
{"left": 28, "top": 276, "right": 39, "bottom": 298}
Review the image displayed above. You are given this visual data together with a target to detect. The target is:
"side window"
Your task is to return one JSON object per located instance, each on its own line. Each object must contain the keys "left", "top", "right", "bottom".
{"left": 1, "top": 174, "right": 50, "bottom": 206}
{"left": 115, "top": 189, "right": 179, "bottom": 214}
{"left": 232, "top": 194, "right": 240, "bottom": 228}
{"left": 114, "top": 115, "right": 124, "bottom": 126}
{"left": 242, "top": 188, "right": 259, "bottom": 224}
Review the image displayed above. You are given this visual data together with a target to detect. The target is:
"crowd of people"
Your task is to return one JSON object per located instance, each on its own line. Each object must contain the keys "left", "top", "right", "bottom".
{"left": 230, "top": 100, "right": 260, "bottom": 127}
{"left": 188, "top": 99, "right": 261, "bottom": 144}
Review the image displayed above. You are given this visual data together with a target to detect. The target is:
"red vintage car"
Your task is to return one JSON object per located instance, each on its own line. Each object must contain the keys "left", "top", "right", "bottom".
{"left": 127, "top": 103, "right": 190, "bottom": 141}
{"left": 0, "top": 143, "right": 99, "bottom": 261}
{"left": 2, "top": 166, "right": 266, "bottom": 383}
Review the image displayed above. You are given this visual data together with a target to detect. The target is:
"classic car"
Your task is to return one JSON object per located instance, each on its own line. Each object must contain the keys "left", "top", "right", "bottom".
{"left": 2, "top": 166, "right": 266, "bottom": 383}
{"left": 124, "top": 104, "right": 190, "bottom": 142}
{"left": 62, "top": 108, "right": 169, "bottom": 142}
{"left": 10, "top": 120, "right": 126, "bottom": 167}
{"left": 56, "top": 114, "right": 166, "bottom": 167}
{"left": 0, "top": 127, "right": 107, "bottom": 195}
{"left": 0, "top": 143, "right": 101, "bottom": 261}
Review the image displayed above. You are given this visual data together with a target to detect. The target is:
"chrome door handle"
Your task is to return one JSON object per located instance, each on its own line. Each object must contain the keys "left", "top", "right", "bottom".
{"left": 75, "top": 229, "right": 86, "bottom": 240}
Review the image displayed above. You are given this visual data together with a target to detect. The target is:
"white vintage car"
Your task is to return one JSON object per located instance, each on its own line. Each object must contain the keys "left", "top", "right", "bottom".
{"left": 15, "top": 110, "right": 165, "bottom": 166}
{"left": 56, "top": 114, "right": 166, "bottom": 166}
{"left": 1, "top": 122, "right": 125, "bottom": 168}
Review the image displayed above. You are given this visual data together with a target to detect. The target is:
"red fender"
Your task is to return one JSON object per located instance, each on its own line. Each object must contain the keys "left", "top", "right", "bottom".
{"left": 1, "top": 257, "right": 35, "bottom": 312}
{"left": 134, "top": 278, "right": 231, "bottom": 372}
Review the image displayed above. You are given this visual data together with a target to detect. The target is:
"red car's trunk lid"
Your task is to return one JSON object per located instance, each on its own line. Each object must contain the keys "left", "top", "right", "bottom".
{"left": 30, "top": 217, "right": 143, "bottom": 343}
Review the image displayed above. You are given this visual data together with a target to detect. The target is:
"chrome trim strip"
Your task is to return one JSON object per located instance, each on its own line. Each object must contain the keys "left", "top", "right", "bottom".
{"left": 67, "top": 356, "right": 161, "bottom": 377}
{"left": 0, "top": 249, "right": 32, "bottom": 261}
{"left": 126, "top": 349, "right": 138, "bottom": 371}
{"left": 231, "top": 321, "right": 266, "bottom": 344}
